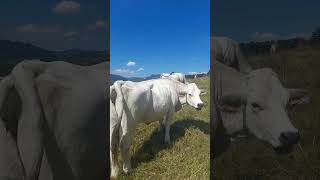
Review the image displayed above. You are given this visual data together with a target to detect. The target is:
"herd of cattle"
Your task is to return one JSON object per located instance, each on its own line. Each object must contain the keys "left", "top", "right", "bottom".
{"left": 0, "top": 36, "right": 311, "bottom": 179}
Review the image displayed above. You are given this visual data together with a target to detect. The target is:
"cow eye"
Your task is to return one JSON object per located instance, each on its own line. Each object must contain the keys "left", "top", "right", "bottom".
{"left": 251, "top": 102, "right": 263, "bottom": 110}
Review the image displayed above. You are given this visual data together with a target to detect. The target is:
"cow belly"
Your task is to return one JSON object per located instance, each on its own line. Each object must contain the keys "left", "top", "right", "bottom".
{"left": 138, "top": 111, "right": 165, "bottom": 124}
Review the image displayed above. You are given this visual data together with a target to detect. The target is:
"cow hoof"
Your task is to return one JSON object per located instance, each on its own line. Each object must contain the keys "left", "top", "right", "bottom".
{"left": 123, "top": 164, "right": 132, "bottom": 174}
{"left": 111, "top": 166, "right": 120, "bottom": 178}
{"left": 165, "top": 139, "right": 171, "bottom": 145}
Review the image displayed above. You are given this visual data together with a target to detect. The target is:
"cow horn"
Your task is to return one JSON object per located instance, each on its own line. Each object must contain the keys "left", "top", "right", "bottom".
{"left": 200, "top": 89, "right": 207, "bottom": 95}
{"left": 288, "top": 88, "right": 307, "bottom": 99}
{"left": 288, "top": 88, "right": 310, "bottom": 105}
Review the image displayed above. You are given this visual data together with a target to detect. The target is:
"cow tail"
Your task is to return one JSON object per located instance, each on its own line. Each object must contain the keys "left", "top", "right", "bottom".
{"left": 112, "top": 81, "right": 126, "bottom": 120}
{"left": 110, "top": 81, "right": 126, "bottom": 176}
{"left": 109, "top": 80, "right": 126, "bottom": 140}
{"left": 0, "top": 76, "right": 27, "bottom": 179}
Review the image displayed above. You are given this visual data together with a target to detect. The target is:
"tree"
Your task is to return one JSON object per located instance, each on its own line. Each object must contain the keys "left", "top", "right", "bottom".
{"left": 310, "top": 27, "right": 320, "bottom": 42}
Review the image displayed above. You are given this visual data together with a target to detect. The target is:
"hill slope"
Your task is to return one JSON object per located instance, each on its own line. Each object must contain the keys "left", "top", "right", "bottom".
{"left": 0, "top": 40, "right": 107, "bottom": 75}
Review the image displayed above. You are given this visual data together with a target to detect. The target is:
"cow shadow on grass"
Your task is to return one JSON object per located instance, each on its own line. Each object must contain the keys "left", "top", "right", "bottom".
{"left": 131, "top": 119, "right": 209, "bottom": 168}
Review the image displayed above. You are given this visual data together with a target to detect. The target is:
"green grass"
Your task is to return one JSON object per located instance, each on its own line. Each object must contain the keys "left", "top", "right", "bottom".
{"left": 117, "top": 77, "right": 210, "bottom": 180}
{"left": 215, "top": 46, "right": 320, "bottom": 179}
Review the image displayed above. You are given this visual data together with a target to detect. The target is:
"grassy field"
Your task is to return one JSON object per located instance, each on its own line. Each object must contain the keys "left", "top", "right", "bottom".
{"left": 215, "top": 46, "right": 320, "bottom": 179}
{"left": 117, "top": 76, "right": 210, "bottom": 180}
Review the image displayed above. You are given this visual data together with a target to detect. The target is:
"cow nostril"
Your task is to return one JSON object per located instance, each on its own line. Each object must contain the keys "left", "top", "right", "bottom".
{"left": 280, "top": 132, "right": 300, "bottom": 145}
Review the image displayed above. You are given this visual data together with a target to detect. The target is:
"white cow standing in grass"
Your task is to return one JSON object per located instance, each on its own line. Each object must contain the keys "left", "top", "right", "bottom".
{"left": 160, "top": 72, "right": 188, "bottom": 84}
{"left": 270, "top": 40, "right": 278, "bottom": 55}
{"left": 110, "top": 79, "right": 204, "bottom": 178}
{"left": 212, "top": 36, "right": 252, "bottom": 73}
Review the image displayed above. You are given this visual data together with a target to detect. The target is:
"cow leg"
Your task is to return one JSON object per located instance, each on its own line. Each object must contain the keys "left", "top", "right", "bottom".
{"left": 164, "top": 113, "right": 173, "bottom": 144}
{"left": 110, "top": 99, "right": 121, "bottom": 178}
{"left": 119, "top": 129, "right": 134, "bottom": 174}
{"left": 110, "top": 123, "right": 120, "bottom": 178}
{"left": 158, "top": 119, "right": 163, "bottom": 132}
{"left": 119, "top": 112, "right": 135, "bottom": 174}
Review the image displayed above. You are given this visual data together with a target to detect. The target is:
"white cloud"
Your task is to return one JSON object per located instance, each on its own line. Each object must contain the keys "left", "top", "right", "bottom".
{"left": 113, "top": 68, "right": 136, "bottom": 77}
{"left": 53, "top": 1, "right": 80, "bottom": 15}
{"left": 17, "top": 24, "right": 63, "bottom": 34}
{"left": 249, "top": 32, "right": 280, "bottom": 42}
{"left": 88, "top": 20, "right": 107, "bottom": 31}
{"left": 188, "top": 71, "right": 207, "bottom": 75}
{"left": 126, "top": 61, "right": 136, "bottom": 67}
{"left": 63, "top": 31, "right": 78, "bottom": 41}
{"left": 137, "top": 68, "right": 144, "bottom": 71}
{"left": 286, "top": 32, "right": 311, "bottom": 40}
{"left": 249, "top": 32, "right": 311, "bottom": 42}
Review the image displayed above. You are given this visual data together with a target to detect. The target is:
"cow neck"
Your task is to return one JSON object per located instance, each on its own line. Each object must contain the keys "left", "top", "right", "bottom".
{"left": 174, "top": 81, "right": 188, "bottom": 104}
{"left": 174, "top": 81, "right": 188, "bottom": 95}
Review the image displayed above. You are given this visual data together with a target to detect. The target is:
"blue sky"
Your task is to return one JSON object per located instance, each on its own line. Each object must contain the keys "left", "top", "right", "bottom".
{"left": 110, "top": 0, "right": 210, "bottom": 78}
{"left": 0, "top": 0, "right": 107, "bottom": 50}
{"left": 213, "top": 0, "right": 320, "bottom": 43}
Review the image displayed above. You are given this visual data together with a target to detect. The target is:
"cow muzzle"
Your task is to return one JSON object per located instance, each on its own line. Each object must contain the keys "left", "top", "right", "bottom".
{"left": 280, "top": 132, "right": 300, "bottom": 146}
{"left": 273, "top": 131, "right": 300, "bottom": 154}
{"left": 196, "top": 102, "right": 204, "bottom": 110}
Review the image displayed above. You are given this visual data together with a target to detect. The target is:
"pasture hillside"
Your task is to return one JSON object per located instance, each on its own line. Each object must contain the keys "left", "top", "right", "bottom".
{"left": 117, "top": 76, "right": 210, "bottom": 180}
{"left": 215, "top": 46, "right": 320, "bottom": 179}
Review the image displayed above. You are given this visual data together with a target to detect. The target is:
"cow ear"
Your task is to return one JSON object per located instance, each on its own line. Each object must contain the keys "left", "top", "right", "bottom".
{"left": 200, "top": 89, "right": 207, "bottom": 96}
{"left": 288, "top": 88, "right": 310, "bottom": 106}
{"left": 218, "top": 93, "right": 246, "bottom": 113}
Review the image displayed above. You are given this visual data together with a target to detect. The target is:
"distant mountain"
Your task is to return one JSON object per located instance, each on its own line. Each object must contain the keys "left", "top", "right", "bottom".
{"left": 0, "top": 40, "right": 107, "bottom": 75}
{"left": 145, "top": 74, "right": 160, "bottom": 80}
{"left": 110, "top": 74, "right": 128, "bottom": 82}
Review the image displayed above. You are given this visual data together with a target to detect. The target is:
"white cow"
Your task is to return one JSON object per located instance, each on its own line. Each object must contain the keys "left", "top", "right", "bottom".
{"left": 160, "top": 72, "right": 188, "bottom": 84}
{"left": 270, "top": 40, "right": 278, "bottom": 55}
{"left": 0, "top": 60, "right": 108, "bottom": 180}
{"left": 194, "top": 74, "right": 197, "bottom": 79}
{"left": 160, "top": 73, "right": 170, "bottom": 79}
{"left": 110, "top": 79, "right": 204, "bottom": 177}
{"left": 212, "top": 61, "right": 309, "bottom": 155}
{"left": 212, "top": 36, "right": 252, "bottom": 73}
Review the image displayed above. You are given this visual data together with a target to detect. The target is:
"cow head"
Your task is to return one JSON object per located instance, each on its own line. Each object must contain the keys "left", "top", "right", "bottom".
{"left": 218, "top": 68, "right": 309, "bottom": 154}
{"left": 185, "top": 83, "right": 204, "bottom": 110}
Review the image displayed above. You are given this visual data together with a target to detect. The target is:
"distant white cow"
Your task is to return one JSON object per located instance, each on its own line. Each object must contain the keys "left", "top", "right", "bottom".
{"left": 161, "top": 72, "right": 187, "bottom": 84}
{"left": 160, "top": 73, "right": 171, "bottom": 79}
{"left": 212, "top": 36, "right": 252, "bottom": 73}
{"left": 270, "top": 40, "right": 278, "bottom": 55}
{"left": 194, "top": 74, "right": 197, "bottom": 79}
{"left": 213, "top": 61, "right": 309, "bottom": 154}
{"left": 110, "top": 79, "right": 204, "bottom": 177}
